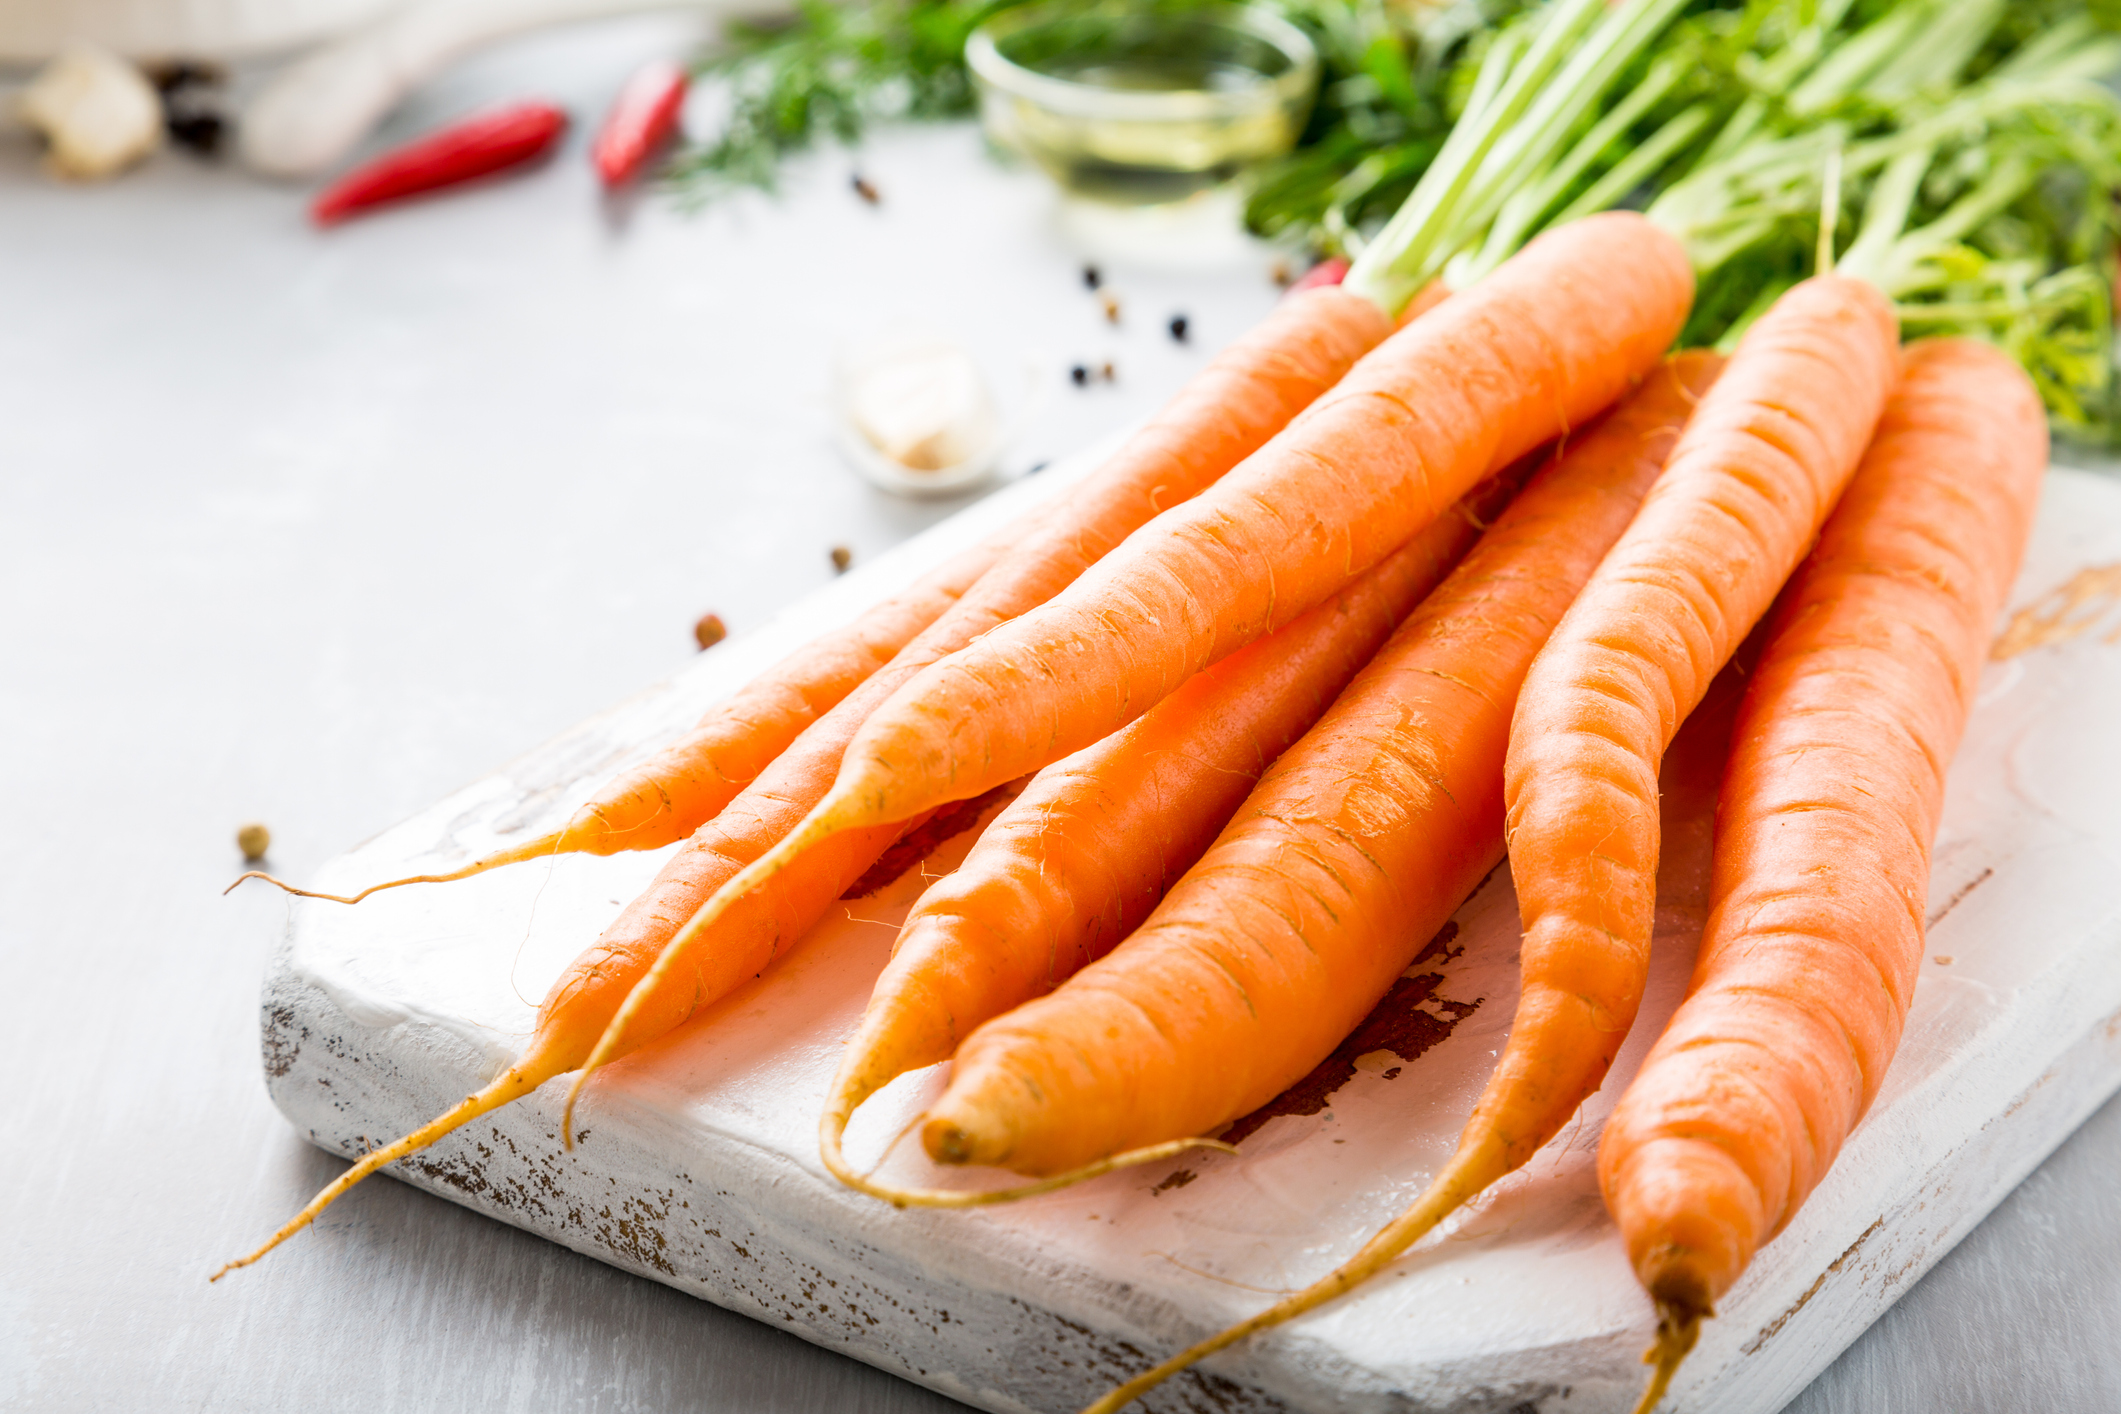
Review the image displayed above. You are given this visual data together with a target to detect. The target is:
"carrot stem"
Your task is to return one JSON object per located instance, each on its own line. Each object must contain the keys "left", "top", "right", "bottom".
{"left": 1815, "top": 145, "right": 1842, "bottom": 276}
{"left": 1548, "top": 102, "right": 1709, "bottom": 232}
{"left": 1350, "top": 0, "right": 1688, "bottom": 308}
{"left": 1348, "top": 0, "right": 1613, "bottom": 310}
{"left": 1471, "top": 58, "right": 1683, "bottom": 272}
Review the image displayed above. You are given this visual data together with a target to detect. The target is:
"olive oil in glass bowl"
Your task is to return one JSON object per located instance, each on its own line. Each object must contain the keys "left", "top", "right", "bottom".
{"left": 967, "top": 1, "right": 1319, "bottom": 205}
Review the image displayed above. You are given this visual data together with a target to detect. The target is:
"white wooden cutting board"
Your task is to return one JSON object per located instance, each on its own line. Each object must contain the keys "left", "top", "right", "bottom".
{"left": 258, "top": 454, "right": 2121, "bottom": 1414}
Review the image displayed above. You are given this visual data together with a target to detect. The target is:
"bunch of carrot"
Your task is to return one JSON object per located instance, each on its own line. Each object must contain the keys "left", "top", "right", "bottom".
{"left": 224, "top": 5, "right": 2059, "bottom": 1410}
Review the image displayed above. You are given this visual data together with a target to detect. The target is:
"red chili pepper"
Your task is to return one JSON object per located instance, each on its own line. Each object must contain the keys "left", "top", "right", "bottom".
{"left": 1288, "top": 256, "right": 1350, "bottom": 293}
{"left": 593, "top": 59, "right": 688, "bottom": 188}
{"left": 312, "top": 101, "right": 569, "bottom": 226}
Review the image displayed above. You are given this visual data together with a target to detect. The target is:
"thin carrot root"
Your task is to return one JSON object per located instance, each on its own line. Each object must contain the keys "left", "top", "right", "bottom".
{"left": 1081, "top": 1141, "right": 1505, "bottom": 1414}
{"left": 1631, "top": 1302, "right": 1704, "bottom": 1414}
{"left": 210, "top": 1059, "right": 556, "bottom": 1281}
{"left": 557, "top": 796, "right": 864, "bottom": 1146}
{"left": 222, "top": 830, "right": 566, "bottom": 904}
{"left": 819, "top": 1087, "right": 1233, "bottom": 1210}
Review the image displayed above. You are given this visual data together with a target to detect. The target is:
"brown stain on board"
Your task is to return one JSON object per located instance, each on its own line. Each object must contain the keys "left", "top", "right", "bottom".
{"left": 1924, "top": 866, "right": 1993, "bottom": 931}
{"left": 1741, "top": 1217, "right": 1885, "bottom": 1356}
{"left": 1992, "top": 561, "right": 2121, "bottom": 659}
{"left": 1221, "top": 921, "right": 1481, "bottom": 1146}
{"left": 262, "top": 1003, "right": 304, "bottom": 1080}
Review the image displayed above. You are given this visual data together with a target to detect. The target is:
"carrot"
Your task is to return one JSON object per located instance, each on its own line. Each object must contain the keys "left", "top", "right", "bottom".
{"left": 823, "top": 213, "right": 1692, "bottom": 830}
{"left": 213, "top": 767, "right": 971, "bottom": 1271}
{"left": 225, "top": 534, "right": 1019, "bottom": 905}
{"left": 589, "top": 213, "right": 1697, "bottom": 1110}
{"left": 820, "top": 462, "right": 1529, "bottom": 1206}
{"left": 210, "top": 286, "right": 1396, "bottom": 1277}
{"left": 1603, "top": 338, "right": 2047, "bottom": 1412}
{"left": 926, "top": 352, "right": 1722, "bottom": 1198}
{"left": 1487, "top": 274, "right": 1896, "bottom": 1204}
{"left": 543, "top": 285, "right": 1404, "bottom": 1138}
{"left": 1079, "top": 276, "right": 1900, "bottom": 1412}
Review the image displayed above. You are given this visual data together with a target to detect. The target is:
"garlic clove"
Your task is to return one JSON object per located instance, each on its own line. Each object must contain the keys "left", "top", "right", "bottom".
{"left": 21, "top": 46, "right": 163, "bottom": 180}
{"left": 845, "top": 338, "right": 1002, "bottom": 474}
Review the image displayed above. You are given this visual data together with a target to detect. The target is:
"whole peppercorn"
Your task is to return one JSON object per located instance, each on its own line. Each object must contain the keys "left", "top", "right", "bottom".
{"left": 236, "top": 822, "right": 272, "bottom": 862}
{"left": 1070, "top": 364, "right": 1090, "bottom": 387}
{"left": 1168, "top": 313, "right": 1189, "bottom": 343}
{"left": 830, "top": 545, "right": 853, "bottom": 573}
{"left": 694, "top": 613, "right": 728, "bottom": 650}
{"left": 150, "top": 61, "right": 227, "bottom": 156}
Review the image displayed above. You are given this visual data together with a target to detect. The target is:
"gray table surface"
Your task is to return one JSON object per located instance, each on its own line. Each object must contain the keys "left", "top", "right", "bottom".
{"left": 4, "top": 18, "right": 2117, "bottom": 1413}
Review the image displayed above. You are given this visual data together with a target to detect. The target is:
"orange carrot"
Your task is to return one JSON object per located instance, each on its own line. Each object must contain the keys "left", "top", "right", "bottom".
{"left": 1603, "top": 338, "right": 2046, "bottom": 1411}
{"left": 820, "top": 463, "right": 1529, "bottom": 1205}
{"left": 226, "top": 530, "right": 1017, "bottom": 905}
{"left": 561, "top": 541, "right": 1013, "bottom": 854}
{"left": 1488, "top": 275, "right": 1897, "bottom": 1208}
{"left": 925, "top": 352, "right": 1723, "bottom": 1198}
{"left": 551, "top": 285, "right": 1402, "bottom": 1136}
{"left": 820, "top": 213, "right": 1693, "bottom": 832}
{"left": 587, "top": 215, "right": 1697, "bottom": 1113}
{"left": 211, "top": 286, "right": 1397, "bottom": 1277}
{"left": 1078, "top": 277, "right": 1900, "bottom": 1413}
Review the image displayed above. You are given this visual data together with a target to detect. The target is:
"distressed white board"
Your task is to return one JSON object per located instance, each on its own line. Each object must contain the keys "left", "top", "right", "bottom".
{"left": 260, "top": 460, "right": 2121, "bottom": 1414}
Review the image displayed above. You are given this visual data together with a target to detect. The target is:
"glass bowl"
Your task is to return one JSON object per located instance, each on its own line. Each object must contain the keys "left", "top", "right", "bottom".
{"left": 967, "top": 1, "right": 1319, "bottom": 205}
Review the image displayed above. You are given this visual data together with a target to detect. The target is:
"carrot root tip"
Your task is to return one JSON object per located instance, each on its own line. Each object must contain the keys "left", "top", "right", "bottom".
{"left": 222, "top": 870, "right": 362, "bottom": 903}
{"left": 1631, "top": 1302, "right": 1704, "bottom": 1414}
{"left": 217, "top": 1064, "right": 550, "bottom": 1280}
{"left": 833, "top": 1135, "right": 1234, "bottom": 1210}
{"left": 222, "top": 834, "right": 565, "bottom": 906}
{"left": 927, "top": 1123, "right": 971, "bottom": 1165}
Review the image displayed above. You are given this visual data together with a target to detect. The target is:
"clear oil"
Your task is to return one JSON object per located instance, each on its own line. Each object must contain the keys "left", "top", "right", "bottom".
{"left": 980, "top": 7, "right": 1312, "bottom": 205}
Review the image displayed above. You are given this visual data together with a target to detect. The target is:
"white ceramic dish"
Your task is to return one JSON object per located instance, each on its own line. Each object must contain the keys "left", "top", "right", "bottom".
{"left": 831, "top": 322, "right": 1048, "bottom": 498}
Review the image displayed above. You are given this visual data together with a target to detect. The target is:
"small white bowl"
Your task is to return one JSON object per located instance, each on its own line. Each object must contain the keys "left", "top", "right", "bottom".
{"left": 831, "top": 323, "right": 1044, "bottom": 498}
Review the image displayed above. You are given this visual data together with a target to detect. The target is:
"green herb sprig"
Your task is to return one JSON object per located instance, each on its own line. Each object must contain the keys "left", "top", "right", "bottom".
{"left": 666, "top": 0, "right": 2121, "bottom": 441}
{"left": 665, "top": 0, "right": 1511, "bottom": 222}
{"left": 665, "top": 0, "right": 1006, "bottom": 199}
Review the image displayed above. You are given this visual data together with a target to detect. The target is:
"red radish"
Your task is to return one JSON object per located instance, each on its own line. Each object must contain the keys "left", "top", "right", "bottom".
{"left": 312, "top": 100, "right": 568, "bottom": 226}
{"left": 593, "top": 59, "right": 688, "bottom": 188}
{"left": 1290, "top": 257, "right": 1349, "bottom": 292}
